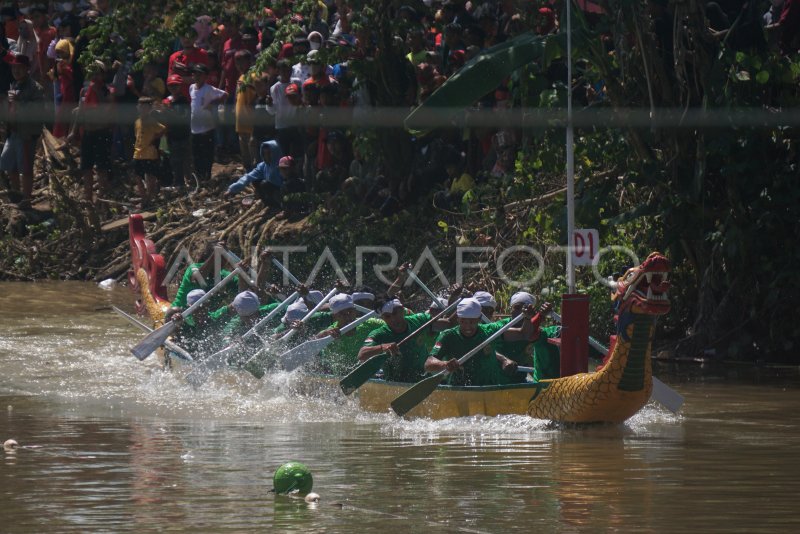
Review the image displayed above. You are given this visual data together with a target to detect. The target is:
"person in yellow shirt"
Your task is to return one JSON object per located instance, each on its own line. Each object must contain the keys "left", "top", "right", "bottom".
{"left": 434, "top": 151, "right": 474, "bottom": 210}
{"left": 234, "top": 50, "right": 257, "bottom": 170}
{"left": 133, "top": 97, "right": 167, "bottom": 206}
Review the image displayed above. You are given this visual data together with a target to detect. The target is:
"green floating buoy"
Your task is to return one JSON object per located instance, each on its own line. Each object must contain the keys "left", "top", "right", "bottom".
{"left": 273, "top": 462, "right": 313, "bottom": 495}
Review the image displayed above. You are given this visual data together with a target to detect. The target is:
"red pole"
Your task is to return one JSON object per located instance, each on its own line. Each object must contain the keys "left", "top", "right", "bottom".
{"left": 559, "top": 293, "right": 590, "bottom": 377}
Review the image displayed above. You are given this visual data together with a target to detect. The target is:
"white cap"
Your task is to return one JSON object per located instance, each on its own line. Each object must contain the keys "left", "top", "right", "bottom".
{"left": 380, "top": 298, "right": 404, "bottom": 315}
{"left": 510, "top": 291, "right": 536, "bottom": 307}
{"left": 329, "top": 293, "right": 354, "bottom": 314}
{"left": 282, "top": 301, "right": 308, "bottom": 324}
{"left": 232, "top": 290, "right": 260, "bottom": 317}
{"left": 473, "top": 291, "right": 497, "bottom": 309}
{"left": 186, "top": 289, "right": 206, "bottom": 306}
{"left": 305, "top": 290, "right": 324, "bottom": 305}
{"left": 456, "top": 298, "right": 482, "bottom": 319}
{"left": 352, "top": 292, "right": 375, "bottom": 303}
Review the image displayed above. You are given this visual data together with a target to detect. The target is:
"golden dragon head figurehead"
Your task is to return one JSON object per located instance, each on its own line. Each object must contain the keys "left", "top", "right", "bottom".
{"left": 610, "top": 252, "right": 671, "bottom": 316}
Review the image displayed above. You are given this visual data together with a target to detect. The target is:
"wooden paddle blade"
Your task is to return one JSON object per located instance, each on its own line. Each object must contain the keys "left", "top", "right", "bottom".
{"left": 652, "top": 377, "right": 684, "bottom": 414}
{"left": 130, "top": 321, "right": 176, "bottom": 360}
{"left": 281, "top": 336, "right": 332, "bottom": 371}
{"left": 390, "top": 372, "right": 446, "bottom": 416}
{"left": 340, "top": 353, "right": 389, "bottom": 395}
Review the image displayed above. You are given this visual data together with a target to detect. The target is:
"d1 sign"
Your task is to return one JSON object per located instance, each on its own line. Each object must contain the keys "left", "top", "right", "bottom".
{"left": 572, "top": 229, "right": 600, "bottom": 266}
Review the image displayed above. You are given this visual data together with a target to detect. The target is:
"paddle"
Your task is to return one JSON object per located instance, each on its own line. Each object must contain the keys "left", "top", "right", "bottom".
{"left": 183, "top": 290, "right": 302, "bottom": 385}
{"left": 547, "top": 310, "right": 684, "bottom": 414}
{"left": 130, "top": 267, "right": 241, "bottom": 360}
{"left": 112, "top": 306, "right": 194, "bottom": 362}
{"left": 406, "top": 270, "right": 492, "bottom": 323}
{"left": 281, "top": 310, "right": 379, "bottom": 372}
{"left": 390, "top": 314, "right": 524, "bottom": 417}
{"left": 271, "top": 257, "right": 303, "bottom": 286}
{"left": 339, "top": 298, "right": 462, "bottom": 395}
{"left": 278, "top": 287, "right": 338, "bottom": 344}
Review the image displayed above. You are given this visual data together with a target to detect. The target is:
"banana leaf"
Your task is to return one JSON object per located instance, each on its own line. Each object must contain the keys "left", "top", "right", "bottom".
{"left": 404, "top": 32, "right": 565, "bottom": 133}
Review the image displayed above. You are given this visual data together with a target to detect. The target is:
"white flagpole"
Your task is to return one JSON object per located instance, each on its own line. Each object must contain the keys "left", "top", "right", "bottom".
{"left": 566, "top": 0, "right": 576, "bottom": 294}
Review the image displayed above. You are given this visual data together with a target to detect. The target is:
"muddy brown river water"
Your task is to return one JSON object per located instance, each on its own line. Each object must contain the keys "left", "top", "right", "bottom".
{"left": 1, "top": 281, "right": 799, "bottom": 532}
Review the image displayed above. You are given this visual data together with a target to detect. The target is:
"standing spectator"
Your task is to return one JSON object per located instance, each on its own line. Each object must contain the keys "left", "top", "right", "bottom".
{"left": 15, "top": 19, "right": 39, "bottom": 80}
{"left": 132, "top": 97, "right": 166, "bottom": 206}
{"left": 234, "top": 49, "right": 257, "bottom": 170}
{"left": 291, "top": 38, "right": 312, "bottom": 84}
{"left": 1, "top": 55, "right": 44, "bottom": 206}
{"left": 69, "top": 61, "right": 112, "bottom": 202}
{"left": 268, "top": 60, "right": 302, "bottom": 159}
{"left": 168, "top": 28, "right": 209, "bottom": 89}
{"left": 189, "top": 64, "right": 228, "bottom": 181}
{"left": 31, "top": 5, "right": 55, "bottom": 88}
{"left": 252, "top": 71, "right": 275, "bottom": 147}
{"left": 159, "top": 74, "right": 192, "bottom": 190}
{"left": 49, "top": 38, "right": 75, "bottom": 138}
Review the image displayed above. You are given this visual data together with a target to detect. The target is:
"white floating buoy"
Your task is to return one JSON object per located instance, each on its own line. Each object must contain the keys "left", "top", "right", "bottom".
{"left": 98, "top": 278, "right": 116, "bottom": 290}
{"left": 4, "top": 439, "right": 19, "bottom": 451}
{"left": 304, "top": 492, "right": 320, "bottom": 503}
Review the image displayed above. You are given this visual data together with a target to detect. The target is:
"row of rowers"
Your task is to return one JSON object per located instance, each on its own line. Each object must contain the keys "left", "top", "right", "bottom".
{"left": 165, "top": 261, "right": 557, "bottom": 386}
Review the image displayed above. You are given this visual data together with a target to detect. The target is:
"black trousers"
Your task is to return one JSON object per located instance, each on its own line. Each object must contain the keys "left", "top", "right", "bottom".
{"left": 192, "top": 131, "right": 215, "bottom": 180}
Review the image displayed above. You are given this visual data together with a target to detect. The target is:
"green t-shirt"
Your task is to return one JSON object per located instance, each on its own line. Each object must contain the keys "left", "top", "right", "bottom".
{"left": 488, "top": 317, "right": 534, "bottom": 384}
{"left": 175, "top": 305, "right": 231, "bottom": 357}
{"left": 171, "top": 262, "right": 236, "bottom": 310}
{"left": 222, "top": 302, "right": 282, "bottom": 338}
{"left": 532, "top": 325, "right": 561, "bottom": 382}
{"left": 430, "top": 323, "right": 510, "bottom": 386}
{"left": 363, "top": 312, "right": 432, "bottom": 383}
{"left": 317, "top": 317, "right": 385, "bottom": 376}
{"left": 271, "top": 311, "right": 333, "bottom": 342}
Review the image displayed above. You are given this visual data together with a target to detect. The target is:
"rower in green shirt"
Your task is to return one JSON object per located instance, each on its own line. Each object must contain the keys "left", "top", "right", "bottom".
{"left": 425, "top": 298, "right": 521, "bottom": 386}
{"left": 485, "top": 291, "right": 553, "bottom": 383}
{"left": 357, "top": 297, "right": 454, "bottom": 383}
{"left": 313, "top": 293, "right": 385, "bottom": 375}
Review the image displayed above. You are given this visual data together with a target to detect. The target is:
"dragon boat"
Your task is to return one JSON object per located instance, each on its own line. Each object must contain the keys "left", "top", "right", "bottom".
{"left": 127, "top": 214, "right": 672, "bottom": 423}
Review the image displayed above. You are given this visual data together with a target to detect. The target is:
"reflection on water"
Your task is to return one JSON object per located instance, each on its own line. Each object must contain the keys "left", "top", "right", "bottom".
{"left": 1, "top": 282, "right": 800, "bottom": 532}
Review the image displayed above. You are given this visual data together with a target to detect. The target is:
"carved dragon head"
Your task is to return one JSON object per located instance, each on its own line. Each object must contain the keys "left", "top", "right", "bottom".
{"left": 610, "top": 252, "right": 671, "bottom": 315}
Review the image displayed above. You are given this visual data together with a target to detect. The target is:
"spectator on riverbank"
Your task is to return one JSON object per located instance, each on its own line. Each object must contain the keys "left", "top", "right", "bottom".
{"left": 132, "top": 97, "right": 166, "bottom": 206}
{"left": 189, "top": 63, "right": 228, "bottom": 182}
{"left": 1, "top": 54, "right": 45, "bottom": 206}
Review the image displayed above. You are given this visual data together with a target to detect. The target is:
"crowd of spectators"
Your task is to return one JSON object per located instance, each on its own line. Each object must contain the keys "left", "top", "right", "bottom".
{"left": 0, "top": 0, "right": 798, "bottom": 215}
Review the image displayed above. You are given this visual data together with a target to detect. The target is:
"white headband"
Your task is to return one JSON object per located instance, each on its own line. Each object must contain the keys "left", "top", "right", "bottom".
{"left": 329, "top": 293, "right": 354, "bottom": 314}
{"left": 352, "top": 292, "right": 375, "bottom": 302}
{"left": 456, "top": 298, "right": 482, "bottom": 319}
{"left": 380, "top": 298, "right": 403, "bottom": 315}
{"left": 510, "top": 291, "right": 535, "bottom": 307}
{"left": 473, "top": 291, "right": 497, "bottom": 309}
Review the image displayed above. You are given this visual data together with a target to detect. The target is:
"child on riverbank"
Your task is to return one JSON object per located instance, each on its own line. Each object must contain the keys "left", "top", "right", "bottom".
{"left": 132, "top": 97, "right": 166, "bottom": 206}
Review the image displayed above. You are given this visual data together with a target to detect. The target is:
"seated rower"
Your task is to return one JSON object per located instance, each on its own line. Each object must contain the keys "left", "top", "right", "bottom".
{"left": 171, "top": 240, "right": 238, "bottom": 310}
{"left": 351, "top": 287, "right": 375, "bottom": 309}
{"left": 272, "top": 300, "right": 332, "bottom": 342}
{"left": 357, "top": 296, "right": 451, "bottom": 383}
{"left": 472, "top": 291, "right": 497, "bottom": 320}
{"left": 167, "top": 288, "right": 232, "bottom": 356}
{"left": 425, "top": 298, "right": 519, "bottom": 386}
{"left": 489, "top": 291, "right": 553, "bottom": 384}
{"left": 314, "top": 293, "right": 384, "bottom": 375}
{"left": 272, "top": 300, "right": 309, "bottom": 339}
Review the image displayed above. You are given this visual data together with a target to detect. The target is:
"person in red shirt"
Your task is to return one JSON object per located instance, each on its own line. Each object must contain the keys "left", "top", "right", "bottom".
{"left": 68, "top": 61, "right": 113, "bottom": 202}
{"left": 168, "top": 28, "right": 210, "bottom": 97}
{"left": 50, "top": 39, "right": 75, "bottom": 139}
{"left": 31, "top": 5, "right": 56, "bottom": 87}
